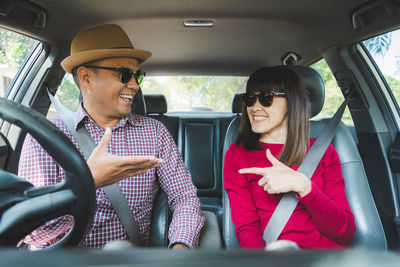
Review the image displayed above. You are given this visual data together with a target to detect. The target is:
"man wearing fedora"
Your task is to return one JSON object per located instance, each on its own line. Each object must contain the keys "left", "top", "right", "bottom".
{"left": 18, "top": 24, "right": 205, "bottom": 250}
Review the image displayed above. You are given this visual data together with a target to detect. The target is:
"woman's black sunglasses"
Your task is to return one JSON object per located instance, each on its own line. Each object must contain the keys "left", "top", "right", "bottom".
{"left": 240, "top": 92, "right": 286, "bottom": 107}
{"left": 84, "top": 65, "right": 146, "bottom": 84}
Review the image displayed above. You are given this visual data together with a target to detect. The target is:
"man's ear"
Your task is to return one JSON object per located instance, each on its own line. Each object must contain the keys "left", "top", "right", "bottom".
{"left": 76, "top": 66, "right": 92, "bottom": 91}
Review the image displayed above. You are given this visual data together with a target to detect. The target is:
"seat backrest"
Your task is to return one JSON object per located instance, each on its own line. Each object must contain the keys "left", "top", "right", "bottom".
{"left": 311, "top": 119, "right": 387, "bottom": 249}
{"left": 132, "top": 88, "right": 146, "bottom": 116}
{"left": 222, "top": 116, "right": 241, "bottom": 248}
{"left": 177, "top": 116, "right": 234, "bottom": 225}
{"left": 143, "top": 93, "right": 236, "bottom": 232}
{"left": 144, "top": 94, "right": 179, "bottom": 143}
{"left": 178, "top": 118, "right": 223, "bottom": 198}
{"left": 222, "top": 66, "right": 387, "bottom": 249}
{"left": 144, "top": 94, "right": 229, "bottom": 246}
{"left": 144, "top": 94, "right": 167, "bottom": 115}
{"left": 149, "top": 189, "right": 170, "bottom": 247}
{"left": 231, "top": 94, "right": 243, "bottom": 115}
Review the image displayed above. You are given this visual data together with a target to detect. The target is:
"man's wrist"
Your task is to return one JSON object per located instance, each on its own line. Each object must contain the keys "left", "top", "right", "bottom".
{"left": 172, "top": 242, "right": 190, "bottom": 250}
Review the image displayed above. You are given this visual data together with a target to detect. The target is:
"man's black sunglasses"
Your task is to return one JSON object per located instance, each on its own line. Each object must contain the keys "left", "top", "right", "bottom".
{"left": 240, "top": 92, "right": 286, "bottom": 107}
{"left": 84, "top": 65, "right": 146, "bottom": 84}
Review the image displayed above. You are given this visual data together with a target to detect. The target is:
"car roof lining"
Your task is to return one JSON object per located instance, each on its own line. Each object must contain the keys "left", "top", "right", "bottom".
{"left": 1, "top": 0, "right": 400, "bottom": 76}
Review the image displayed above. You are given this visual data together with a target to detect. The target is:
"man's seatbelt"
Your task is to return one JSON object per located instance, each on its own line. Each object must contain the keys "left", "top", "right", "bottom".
{"left": 48, "top": 90, "right": 144, "bottom": 246}
{"left": 263, "top": 98, "right": 350, "bottom": 245}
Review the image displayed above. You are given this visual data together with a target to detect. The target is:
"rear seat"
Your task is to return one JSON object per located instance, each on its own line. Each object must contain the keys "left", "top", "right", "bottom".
{"left": 144, "top": 94, "right": 238, "bottom": 228}
{"left": 144, "top": 94, "right": 179, "bottom": 143}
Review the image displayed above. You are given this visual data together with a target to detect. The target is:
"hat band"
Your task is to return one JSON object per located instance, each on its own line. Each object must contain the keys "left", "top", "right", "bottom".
{"left": 111, "top": 46, "right": 133, "bottom": 49}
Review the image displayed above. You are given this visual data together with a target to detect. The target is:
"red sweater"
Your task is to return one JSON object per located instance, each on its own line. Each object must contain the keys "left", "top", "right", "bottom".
{"left": 223, "top": 140, "right": 356, "bottom": 249}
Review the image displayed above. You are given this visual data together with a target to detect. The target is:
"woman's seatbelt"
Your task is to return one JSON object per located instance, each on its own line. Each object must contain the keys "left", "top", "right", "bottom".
{"left": 263, "top": 98, "right": 350, "bottom": 245}
{"left": 48, "top": 90, "right": 144, "bottom": 246}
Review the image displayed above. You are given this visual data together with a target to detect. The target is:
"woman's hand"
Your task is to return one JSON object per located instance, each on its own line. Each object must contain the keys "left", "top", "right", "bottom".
{"left": 238, "top": 149, "right": 311, "bottom": 197}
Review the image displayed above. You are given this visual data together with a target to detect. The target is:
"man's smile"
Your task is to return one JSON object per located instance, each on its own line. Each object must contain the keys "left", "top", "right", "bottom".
{"left": 120, "top": 94, "right": 134, "bottom": 103}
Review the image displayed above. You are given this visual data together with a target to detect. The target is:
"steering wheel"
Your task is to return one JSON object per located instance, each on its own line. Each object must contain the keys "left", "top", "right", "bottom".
{"left": 0, "top": 98, "right": 96, "bottom": 248}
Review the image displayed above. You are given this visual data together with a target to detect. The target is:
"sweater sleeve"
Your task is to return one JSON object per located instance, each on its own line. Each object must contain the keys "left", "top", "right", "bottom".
{"left": 297, "top": 144, "right": 356, "bottom": 245}
{"left": 223, "top": 144, "right": 265, "bottom": 249}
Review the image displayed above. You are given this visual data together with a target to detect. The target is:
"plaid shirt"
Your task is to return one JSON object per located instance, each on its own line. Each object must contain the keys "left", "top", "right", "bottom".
{"left": 18, "top": 104, "right": 204, "bottom": 249}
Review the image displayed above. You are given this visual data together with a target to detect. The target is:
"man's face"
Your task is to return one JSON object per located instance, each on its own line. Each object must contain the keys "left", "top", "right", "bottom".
{"left": 82, "top": 57, "right": 140, "bottom": 120}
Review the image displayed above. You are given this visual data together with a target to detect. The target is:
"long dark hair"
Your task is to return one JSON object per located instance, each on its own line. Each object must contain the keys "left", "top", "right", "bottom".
{"left": 236, "top": 66, "right": 310, "bottom": 166}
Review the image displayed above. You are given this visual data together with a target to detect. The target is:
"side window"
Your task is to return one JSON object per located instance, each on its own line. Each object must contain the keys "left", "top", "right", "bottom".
{"left": 310, "top": 59, "right": 353, "bottom": 125}
{"left": 47, "top": 74, "right": 80, "bottom": 119}
{"left": 363, "top": 30, "right": 400, "bottom": 113}
{"left": 0, "top": 27, "right": 38, "bottom": 98}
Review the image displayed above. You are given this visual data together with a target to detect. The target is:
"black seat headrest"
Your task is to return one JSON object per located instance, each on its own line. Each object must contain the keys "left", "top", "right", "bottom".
{"left": 144, "top": 94, "right": 168, "bottom": 114}
{"left": 231, "top": 66, "right": 325, "bottom": 118}
{"left": 287, "top": 65, "right": 325, "bottom": 118}
{"left": 232, "top": 94, "right": 243, "bottom": 114}
{"left": 131, "top": 88, "right": 147, "bottom": 116}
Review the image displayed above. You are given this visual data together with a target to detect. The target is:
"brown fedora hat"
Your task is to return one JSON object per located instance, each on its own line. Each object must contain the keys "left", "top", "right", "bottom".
{"left": 61, "top": 24, "right": 152, "bottom": 73}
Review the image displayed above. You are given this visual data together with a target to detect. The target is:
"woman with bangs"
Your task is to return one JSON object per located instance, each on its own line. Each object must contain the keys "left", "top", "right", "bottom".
{"left": 223, "top": 66, "right": 356, "bottom": 250}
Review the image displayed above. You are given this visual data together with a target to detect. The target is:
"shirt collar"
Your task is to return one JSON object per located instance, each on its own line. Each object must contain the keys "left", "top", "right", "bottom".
{"left": 73, "top": 102, "right": 143, "bottom": 130}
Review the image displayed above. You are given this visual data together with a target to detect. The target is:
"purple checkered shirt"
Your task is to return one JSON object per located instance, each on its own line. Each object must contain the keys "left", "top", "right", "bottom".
{"left": 18, "top": 103, "right": 205, "bottom": 249}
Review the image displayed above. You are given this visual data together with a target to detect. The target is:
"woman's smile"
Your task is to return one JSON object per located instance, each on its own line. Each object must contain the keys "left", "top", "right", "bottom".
{"left": 252, "top": 114, "right": 268, "bottom": 123}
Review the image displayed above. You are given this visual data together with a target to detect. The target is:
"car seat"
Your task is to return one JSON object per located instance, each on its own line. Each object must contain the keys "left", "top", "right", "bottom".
{"left": 222, "top": 66, "right": 387, "bottom": 250}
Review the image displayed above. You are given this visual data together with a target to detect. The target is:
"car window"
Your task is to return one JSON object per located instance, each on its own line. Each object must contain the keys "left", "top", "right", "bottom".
{"left": 49, "top": 67, "right": 352, "bottom": 119}
{"left": 310, "top": 59, "right": 353, "bottom": 125}
{"left": 47, "top": 74, "right": 80, "bottom": 118}
{"left": 362, "top": 30, "right": 400, "bottom": 117}
{"left": 47, "top": 75, "right": 248, "bottom": 118}
{"left": 141, "top": 76, "right": 248, "bottom": 112}
{"left": 142, "top": 71, "right": 352, "bottom": 117}
{"left": 0, "top": 27, "right": 38, "bottom": 98}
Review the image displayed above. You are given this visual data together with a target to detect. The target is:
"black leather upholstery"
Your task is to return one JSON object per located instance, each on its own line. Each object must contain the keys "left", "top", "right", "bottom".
{"left": 144, "top": 94, "right": 235, "bottom": 233}
{"left": 132, "top": 88, "right": 146, "bottom": 116}
{"left": 222, "top": 66, "right": 387, "bottom": 249}
{"left": 179, "top": 119, "right": 222, "bottom": 196}
{"left": 178, "top": 117, "right": 234, "bottom": 225}
{"left": 232, "top": 94, "right": 243, "bottom": 114}
{"left": 311, "top": 120, "right": 386, "bottom": 249}
{"left": 144, "top": 94, "right": 228, "bottom": 246}
{"left": 149, "top": 189, "right": 170, "bottom": 247}
{"left": 287, "top": 65, "right": 324, "bottom": 118}
{"left": 144, "top": 94, "right": 179, "bottom": 143}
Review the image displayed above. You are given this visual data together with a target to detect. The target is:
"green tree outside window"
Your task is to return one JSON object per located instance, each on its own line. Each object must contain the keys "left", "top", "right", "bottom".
{"left": 310, "top": 59, "right": 353, "bottom": 125}
{"left": 0, "top": 28, "right": 38, "bottom": 97}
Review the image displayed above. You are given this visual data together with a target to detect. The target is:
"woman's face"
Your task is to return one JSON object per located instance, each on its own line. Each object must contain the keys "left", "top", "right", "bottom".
{"left": 246, "top": 92, "right": 288, "bottom": 143}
